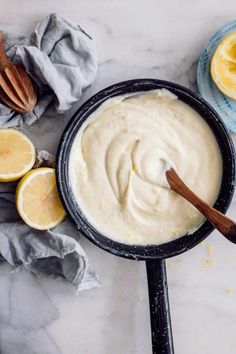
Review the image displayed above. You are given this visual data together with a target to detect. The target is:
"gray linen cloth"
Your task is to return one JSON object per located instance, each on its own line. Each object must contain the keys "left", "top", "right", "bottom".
{"left": 0, "top": 191, "right": 99, "bottom": 292}
{"left": 0, "top": 15, "right": 100, "bottom": 291}
{"left": 0, "top": 13, "right": 97, "bottom": 127}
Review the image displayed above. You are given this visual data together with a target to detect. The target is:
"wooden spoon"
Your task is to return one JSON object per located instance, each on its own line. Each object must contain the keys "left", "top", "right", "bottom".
{"left": 166, "top": 167, "right": 236, "bottom": 240}
{"left": 0, "top": 32, "right": 37, "bottom": 112}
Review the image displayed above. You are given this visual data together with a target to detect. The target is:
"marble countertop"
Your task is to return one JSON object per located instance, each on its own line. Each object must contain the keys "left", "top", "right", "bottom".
{"left": 1, "top": 1, "right": 236, "bottom": 353}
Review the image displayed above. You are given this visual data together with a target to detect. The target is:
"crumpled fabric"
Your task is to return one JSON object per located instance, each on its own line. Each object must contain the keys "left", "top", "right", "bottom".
{"left": 0, "top": 13, "right": 97, "bottom": 127}
{"left": 0, "top": 15, "right": 99, "bottom": 291}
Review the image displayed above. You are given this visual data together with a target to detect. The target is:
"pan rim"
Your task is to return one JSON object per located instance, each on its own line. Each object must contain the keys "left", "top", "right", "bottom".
{"left": 56, "top": 78, "right": 236, "bottom": 260}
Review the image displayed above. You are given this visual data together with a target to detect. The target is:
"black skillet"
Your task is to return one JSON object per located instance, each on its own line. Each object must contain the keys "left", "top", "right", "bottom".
{"left": 56, "top": 79, "right": 236, "bottom": 354}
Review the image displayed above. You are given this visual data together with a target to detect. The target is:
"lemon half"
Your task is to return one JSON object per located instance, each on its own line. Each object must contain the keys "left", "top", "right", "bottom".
{"left": 16, "top": 168, "right": 66, "bottom": 230}
{"left": 211, "top": 31, "right": 236, "bottom": 100}
{"left": 0, "top": 129, "right": 36, "bottom": 182}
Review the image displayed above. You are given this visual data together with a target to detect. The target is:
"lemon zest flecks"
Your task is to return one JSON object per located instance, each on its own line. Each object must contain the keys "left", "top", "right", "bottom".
{"left": 226, "top": 288, "right": 233, "bottom": 296}
{"left": 207, "top": 244, "right": 214, "bottom": 255}
{"left": 203, "top": 258, "right": 216, "bottom": 267}
{"left": 200, "top": 240, "right": 206, "bottom": 247}
{"left": 127, "top": 232, "right": 133, "bottom": 240}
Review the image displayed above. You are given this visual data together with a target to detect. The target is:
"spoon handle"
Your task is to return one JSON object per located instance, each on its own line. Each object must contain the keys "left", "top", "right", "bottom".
{"left": 166, "top": 168, "right": 236, "bottom": 239}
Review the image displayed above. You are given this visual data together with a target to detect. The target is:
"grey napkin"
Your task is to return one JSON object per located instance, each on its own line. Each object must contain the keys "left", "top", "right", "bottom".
{"left": 0, "top": 192, "right": 100, "bottom": 291}
{"left": 0, "top": 13, "right": 100, "bottom": 291}
{"left": 0, "top": 13, "right": 97, "bottom": 127}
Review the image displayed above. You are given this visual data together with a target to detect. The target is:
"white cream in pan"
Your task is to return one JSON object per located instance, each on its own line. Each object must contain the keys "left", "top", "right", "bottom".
{"left": 69, "top": 90, "right": 222, "bottom": 245}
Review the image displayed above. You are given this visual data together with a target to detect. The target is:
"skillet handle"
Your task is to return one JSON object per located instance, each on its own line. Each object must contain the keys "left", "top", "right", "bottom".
{"left": 146, "top": 259, "right": 174, "bottom": 354}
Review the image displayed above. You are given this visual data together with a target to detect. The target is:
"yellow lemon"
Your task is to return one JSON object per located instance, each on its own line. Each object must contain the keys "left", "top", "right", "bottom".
{"left": 0, "top": 129, "right": 36, "bottom": 182}
{"left": 16, "top": 168, "right": 66, "bottom": 230}
{"left": 211, "top": 31, "right": 236, "bottom": 100}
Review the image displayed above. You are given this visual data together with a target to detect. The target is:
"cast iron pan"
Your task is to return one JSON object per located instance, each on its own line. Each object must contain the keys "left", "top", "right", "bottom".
{"left": 56, "top": 79, "right": 235, "bottom": 354}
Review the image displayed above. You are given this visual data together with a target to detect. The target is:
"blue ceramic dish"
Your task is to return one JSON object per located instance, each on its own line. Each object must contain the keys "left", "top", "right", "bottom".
{"left": 197, "top": 20, "right": 236, "bottom": 133}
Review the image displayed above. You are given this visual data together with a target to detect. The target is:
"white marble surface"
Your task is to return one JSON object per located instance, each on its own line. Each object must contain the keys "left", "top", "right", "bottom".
{"left": 1, "top": 1, "right": 236, "bottom": 353}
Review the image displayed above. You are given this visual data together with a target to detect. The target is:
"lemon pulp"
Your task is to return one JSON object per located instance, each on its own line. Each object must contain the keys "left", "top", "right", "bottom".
{"left": 211, "top": 31, "right": 236, "bottom": 100}
{"left": 16, "top": 168, "right": 66, "bottom": 230}
{"left": 0, "top": 129, "right": 36, "bottom": 182}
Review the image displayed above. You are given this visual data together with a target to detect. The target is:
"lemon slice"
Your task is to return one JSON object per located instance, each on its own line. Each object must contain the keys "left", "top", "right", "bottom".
{"left": 0, "top": 129, "right": 36, "bottom": 182}
{"left": 16, "top": 168, "right": 66, "bottom": 230}
{"left": 211, "top": 31, "right": 236, "bottom": 100}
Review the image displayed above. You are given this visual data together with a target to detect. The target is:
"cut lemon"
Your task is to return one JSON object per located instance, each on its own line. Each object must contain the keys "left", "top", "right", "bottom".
{"left": 0, "top": 129, "right": 36, "bottom": 182}
{"left": 16, "top": 168, "right": 66, "bottom": 230}
{"left": 211, "top": 31, "right": 236, "bottom": 100}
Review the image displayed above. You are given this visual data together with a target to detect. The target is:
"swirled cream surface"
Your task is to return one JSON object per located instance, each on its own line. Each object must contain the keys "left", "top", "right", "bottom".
{"left": 69, "top": 90, "right": 222, "bottom": 245}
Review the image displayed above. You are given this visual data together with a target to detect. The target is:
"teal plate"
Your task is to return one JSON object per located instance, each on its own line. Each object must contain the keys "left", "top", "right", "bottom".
{"left": 197, "top": 20, "right": 236, "bottom": 133}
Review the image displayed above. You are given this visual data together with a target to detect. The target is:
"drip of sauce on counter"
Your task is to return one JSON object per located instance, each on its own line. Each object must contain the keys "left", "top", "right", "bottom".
{"left": 69, "top": 89, "right": 222, "bottom": 245}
